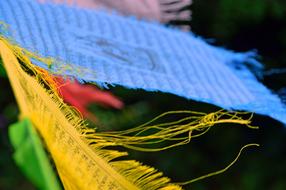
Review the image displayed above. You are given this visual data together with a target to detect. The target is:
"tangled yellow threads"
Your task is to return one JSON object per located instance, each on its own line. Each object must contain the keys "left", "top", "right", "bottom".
{"left": 90, "top": 110, "right": 258, "bottom": 152}
{"left": 0, "top": 26, "right": 259, "bottom": 189}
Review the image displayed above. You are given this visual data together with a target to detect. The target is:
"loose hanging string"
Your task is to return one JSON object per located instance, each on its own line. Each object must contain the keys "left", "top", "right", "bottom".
{"left": 89, "top": 110, "right": 258, "bottom": 152}
{"left": 1, "top": 25, "right": 259, "bottom": 189}
{"left": 176, "top": 143, "right": 260, "bottom": 186}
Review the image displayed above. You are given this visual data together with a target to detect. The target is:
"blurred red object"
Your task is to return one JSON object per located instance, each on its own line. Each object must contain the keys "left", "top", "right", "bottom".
{"left": 55, "top": 77, "right": 123, "bottom": 123}
{"left": 38, "top": 0, "right": 191, "bottom": 122}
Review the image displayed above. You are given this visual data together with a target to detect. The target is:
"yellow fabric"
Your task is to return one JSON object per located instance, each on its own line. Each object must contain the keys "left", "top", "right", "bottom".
{"left": 0, "top": 38, "right": 181, "bottom": 190}
{"left": 0, "top": 34, "right": 258, "bottom": 189}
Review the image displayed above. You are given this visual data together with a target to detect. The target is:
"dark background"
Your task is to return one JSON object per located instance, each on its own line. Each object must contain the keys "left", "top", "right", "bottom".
{"left": 1, "top": 0, "right": 286, "bottom": 189}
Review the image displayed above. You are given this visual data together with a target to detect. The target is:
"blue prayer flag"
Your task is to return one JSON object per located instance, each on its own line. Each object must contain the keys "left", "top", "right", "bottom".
{"left": 1, "top": 0, "right": 286, "bottom": 124}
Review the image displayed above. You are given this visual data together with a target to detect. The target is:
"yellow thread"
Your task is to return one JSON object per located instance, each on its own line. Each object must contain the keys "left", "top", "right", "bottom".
{"left": 0, "top": 37, "right": 181, "bottom": 190}
{"left": 0, "top": 28, "right": 258, "bottom": 189}
{"left": 175, "top": 143, "right": 260, "bottom": 186}
{"left": 93, "top": 110, "right": 258, "bottom": 152}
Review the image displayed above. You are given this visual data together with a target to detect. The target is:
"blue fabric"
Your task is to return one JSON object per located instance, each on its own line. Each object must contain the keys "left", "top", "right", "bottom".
{"left": 1, "top": 0, "right": 286, "bottom": 124}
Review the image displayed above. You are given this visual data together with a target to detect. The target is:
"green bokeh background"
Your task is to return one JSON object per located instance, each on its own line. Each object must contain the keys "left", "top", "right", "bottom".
{"left": 1, "top": 0, "right": 286, "bottom": 189}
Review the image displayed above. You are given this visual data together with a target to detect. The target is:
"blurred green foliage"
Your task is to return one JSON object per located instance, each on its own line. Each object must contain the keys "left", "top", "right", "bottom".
{"left": 192, "top": 0, "right": 286, "bottom": 69}
{"left": 0, "top": 59, "right": 7, "bottom": 77}
{"left": 210, "top": 0, "right": 285, "bottom": 40}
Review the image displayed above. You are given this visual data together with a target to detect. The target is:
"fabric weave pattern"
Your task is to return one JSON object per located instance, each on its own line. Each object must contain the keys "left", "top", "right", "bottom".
{"left": 1, "top": 0, "right": 285, "bottom": 124}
